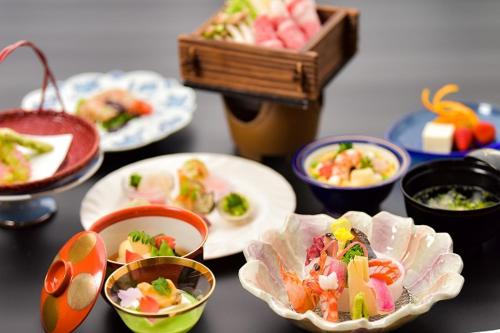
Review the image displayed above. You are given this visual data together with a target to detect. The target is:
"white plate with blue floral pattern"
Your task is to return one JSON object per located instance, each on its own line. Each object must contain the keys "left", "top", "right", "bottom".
{"left": 21, "top": 70, "right": 196, "bottom": 152}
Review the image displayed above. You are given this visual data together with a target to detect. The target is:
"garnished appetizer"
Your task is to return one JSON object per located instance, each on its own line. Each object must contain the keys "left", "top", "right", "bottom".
{"left": 0, "top": 128, "right": 53, "bottom": 185}
{"left": 202, "top": 0, "right": 322, "bottom": 50}
{"left": 117, "top": 277, "right": 196, "bottom": 313}
{"left": 421, "top": 84, "right": 496, "bottom": 153}
{"left": 113, "top": 231, "right": 183, "bottom": 264}
{"left": 217, "top": 192, "right": 252, "bottom": 223}
{"left": 124, "top": 171, "right": 174, "bottom": 205}
{"left": 279, "top": 217, "right": 404, "bottom": 322}
{"left": 76, "top": 88, "right": 153, "bottom": 132}
{"left": 307, "top": 143, "right": 397, "bottom": 187}
{"left": 174, "top": 159, "right": 216, "bottom": 215}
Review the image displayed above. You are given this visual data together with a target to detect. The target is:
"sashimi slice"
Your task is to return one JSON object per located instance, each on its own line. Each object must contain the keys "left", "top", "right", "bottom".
{"left": 407, "top": 253, "right": 463, "bottom": 297}
{"left": 371, "top": 212, "right": 412, "bottom": 261}
{"left": 404, "top": 232, "right": 453, "bottom": 287}
{"left": 370, "top": 277, "right": 395, "bottom": 314}
{"left": 203, "top": 174, "right": 231, "bottom": 200}
{"left": 401, "top": 225, "right": 434, "bottom": 268}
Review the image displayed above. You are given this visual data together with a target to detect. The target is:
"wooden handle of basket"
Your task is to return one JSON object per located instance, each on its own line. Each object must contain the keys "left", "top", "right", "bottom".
{"left": 0, "top": 40, "right": 66, "bottom": 112}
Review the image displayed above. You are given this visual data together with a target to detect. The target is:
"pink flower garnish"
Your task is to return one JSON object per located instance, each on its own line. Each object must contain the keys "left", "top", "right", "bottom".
{"left": 117, "top": 287, "right": 143, "bottom": 309}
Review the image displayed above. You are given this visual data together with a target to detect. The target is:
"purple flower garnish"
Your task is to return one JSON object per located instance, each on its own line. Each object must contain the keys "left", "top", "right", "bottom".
{"left": 117, "top": 287, "right": 143, "bottom": 309}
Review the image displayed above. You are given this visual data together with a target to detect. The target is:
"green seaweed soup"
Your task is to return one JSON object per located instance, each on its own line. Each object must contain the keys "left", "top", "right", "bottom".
{"left": 413, "top": 185, "right": 499, "bottom": 211}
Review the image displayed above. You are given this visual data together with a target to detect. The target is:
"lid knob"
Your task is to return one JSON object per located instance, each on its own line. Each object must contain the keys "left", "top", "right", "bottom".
{"left": 44, "top": 259, "right": 72, "bottom": 297}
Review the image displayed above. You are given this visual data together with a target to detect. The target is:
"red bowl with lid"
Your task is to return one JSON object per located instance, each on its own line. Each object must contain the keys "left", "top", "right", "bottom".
{"left": 0, "top": 40, "right": 99, "bottom": 194}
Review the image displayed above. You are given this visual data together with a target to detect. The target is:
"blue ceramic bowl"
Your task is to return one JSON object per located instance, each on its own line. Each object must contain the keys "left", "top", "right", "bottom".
{"left": 293, "top": 135, "right": 411, "bottom": 215}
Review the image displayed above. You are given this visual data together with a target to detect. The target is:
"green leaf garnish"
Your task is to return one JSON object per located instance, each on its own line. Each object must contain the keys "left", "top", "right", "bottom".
{"left": 130, "top": 173, "right": 142, "bottom": 189}
{"left": 341, "top": 244, "right": 365, "bottom": 264}
{"left": 128, "top": 231, "right": 154, "bottom": 246}
{"left": 338, "top": 142, "right": 353, "bottom": 154}
{"left": 151, "top": 277, "right": 171, "bottom": 296}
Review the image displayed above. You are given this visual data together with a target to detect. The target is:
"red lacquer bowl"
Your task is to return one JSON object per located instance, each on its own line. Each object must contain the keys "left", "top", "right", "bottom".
{"left": 0, "top": 109, "right": 99, "bottom": 194}
{"left": 89, "top": 205, "right": 209, "bottom": 274}
{"left": 0, "top": 40, "right": 100, "bottom": 194}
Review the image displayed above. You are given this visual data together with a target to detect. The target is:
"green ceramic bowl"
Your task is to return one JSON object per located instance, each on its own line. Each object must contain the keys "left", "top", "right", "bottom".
{"left": 104, "top": 257, "right": 215, "bottom": 333}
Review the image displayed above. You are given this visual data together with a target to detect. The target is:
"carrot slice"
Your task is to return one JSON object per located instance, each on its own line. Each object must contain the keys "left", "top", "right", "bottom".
{"left": 432, "top": 83, "right": 459, "bottom": 106}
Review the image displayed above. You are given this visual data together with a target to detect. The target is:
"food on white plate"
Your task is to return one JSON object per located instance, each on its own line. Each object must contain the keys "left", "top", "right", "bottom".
{"left": 125, "top": 171, "right": 174, "bottom": 205}
{"left": 112, "top": 230, "right": 185, "bottom": 264}
{"left": 279, "top": 216, "right": 404, "bottom": 321}
{"left": 307, "top": 142, "right": 398, "bottom": 187}
{"left": 217, "top": 192, "right": 253, "bottom": 223}
{"left": 0, "top": 128, "right": 53, "bottom": 185}
{"left": 421, "top": 84, "right": 497, "bottom": 153}
{"left": 123, "top": 158, "right": 255, "bottom": 223}
{"left": 202, "top": 0, "right": 322, "bottom": 50}
{"left": 76, "top": 88, "right": 153, "bottom": 132}
{"left": 421, "top": 122, "right": 455, "bottom": 154}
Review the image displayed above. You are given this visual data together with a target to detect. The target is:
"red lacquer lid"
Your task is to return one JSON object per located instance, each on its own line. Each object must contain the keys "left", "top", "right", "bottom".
{"left": 40, "top": 231, "right": 107, "bottom": 333}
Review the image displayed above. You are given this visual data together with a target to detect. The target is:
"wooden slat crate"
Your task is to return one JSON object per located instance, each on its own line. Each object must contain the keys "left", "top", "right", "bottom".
{"left": 178, "top": 5, "right": 359, "bottom": 104}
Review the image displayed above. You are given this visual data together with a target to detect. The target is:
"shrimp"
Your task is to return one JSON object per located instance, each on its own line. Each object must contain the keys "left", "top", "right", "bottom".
{"left": 279, "top": 261, "right": 316, "bottom": 313}
{"left": 368, "top": 259, "right": 401, "bottom": 285}
{"left": 331, "top": 149, "right": 363, "bottom": 182}
{"left": 279, "top": 251, "right": 340, "bottom": 322}
{"left": 319, "top": 290, "right": 339, "bottom": 322}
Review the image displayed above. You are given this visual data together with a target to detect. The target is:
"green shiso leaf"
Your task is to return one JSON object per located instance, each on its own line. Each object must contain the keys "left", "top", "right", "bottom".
{"left": 341, "top": 244, "right": 365, "bottom": 264}
{"left": 151, "top": 277, "right": 171, "bottom": 296}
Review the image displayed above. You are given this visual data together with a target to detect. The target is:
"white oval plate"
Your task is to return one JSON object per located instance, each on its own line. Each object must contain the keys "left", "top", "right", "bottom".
{"left": 80, "top": 153, "right": 297, "bottom": 260}
{"left": 21, "top": 70, "right": 196, "bottom": 152}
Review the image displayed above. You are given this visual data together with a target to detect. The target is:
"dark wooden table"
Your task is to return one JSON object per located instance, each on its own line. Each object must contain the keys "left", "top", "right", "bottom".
{"left": 1, "top": 0, "right": 500, "bottom": 332}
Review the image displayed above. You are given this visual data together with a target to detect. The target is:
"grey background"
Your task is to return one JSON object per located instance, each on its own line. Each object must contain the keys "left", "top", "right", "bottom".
{"left": 1, "top": 0, "right": 500, "bottom": 332}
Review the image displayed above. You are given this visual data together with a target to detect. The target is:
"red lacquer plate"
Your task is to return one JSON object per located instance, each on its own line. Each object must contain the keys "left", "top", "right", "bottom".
{"left": 0, "top": 40, "right": 99, "bottom": 194}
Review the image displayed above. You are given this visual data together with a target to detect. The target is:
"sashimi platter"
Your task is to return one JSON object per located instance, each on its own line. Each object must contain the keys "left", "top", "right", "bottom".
{"left": 5, "top": 0, "right": 500, "bottom": 332}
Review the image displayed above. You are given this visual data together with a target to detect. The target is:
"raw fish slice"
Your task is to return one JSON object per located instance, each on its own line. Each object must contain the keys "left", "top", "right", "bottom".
{"left": 261, "top": 229, "right": 302, "bottom": 274}
{"left": 285, "top": 0, "right": 322, "bottom": 39}
{"left": 371, "top": 212, "right": 412, "bottom": 261}
{"left": 203, "top": 174, "right": 231, "bottom": 201}
{"left": 370, "top": 277, "right": 395, "bottom": 314}
{"left": 415, "top": 272, "right": 464, "bottom": 303}
{"left": 243, "top": 241, "right": 287, "bottom": 301}
{"left": 404, "top": 232, "right": 453, "bottom": 287}
{"left": 272, "top": 214, "right": 330, "bottom": 273}
{"left": 239, "top": 260, "right": 289, "bottom": 304}
{"left": 342, "top": 211, "right": 373, "bottom": 239}
{"left": 401, "top": 225, "right": 435, "bottom": 268}
{"left": 269, "top": 0, "right": 307, "bottom": 50}
{"left": 407, "top": 253, "right": 463, "bottom": 297}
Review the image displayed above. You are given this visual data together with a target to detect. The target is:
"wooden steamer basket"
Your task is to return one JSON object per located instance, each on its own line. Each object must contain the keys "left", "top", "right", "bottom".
{"left": 0, "top": 40, "right": 100, "bottom": 228}
{"left": 179, "top": 5, "right": 359, "bottom": 160}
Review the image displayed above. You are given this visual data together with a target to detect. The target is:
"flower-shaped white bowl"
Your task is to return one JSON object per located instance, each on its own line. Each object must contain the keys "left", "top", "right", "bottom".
{"left": 239, "top": 211, "right": 464, "bottom": 332}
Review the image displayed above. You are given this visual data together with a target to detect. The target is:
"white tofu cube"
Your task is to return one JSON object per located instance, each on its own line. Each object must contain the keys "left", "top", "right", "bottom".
{"left": 422, "top": 122, "right": 455, "bottom": 154}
